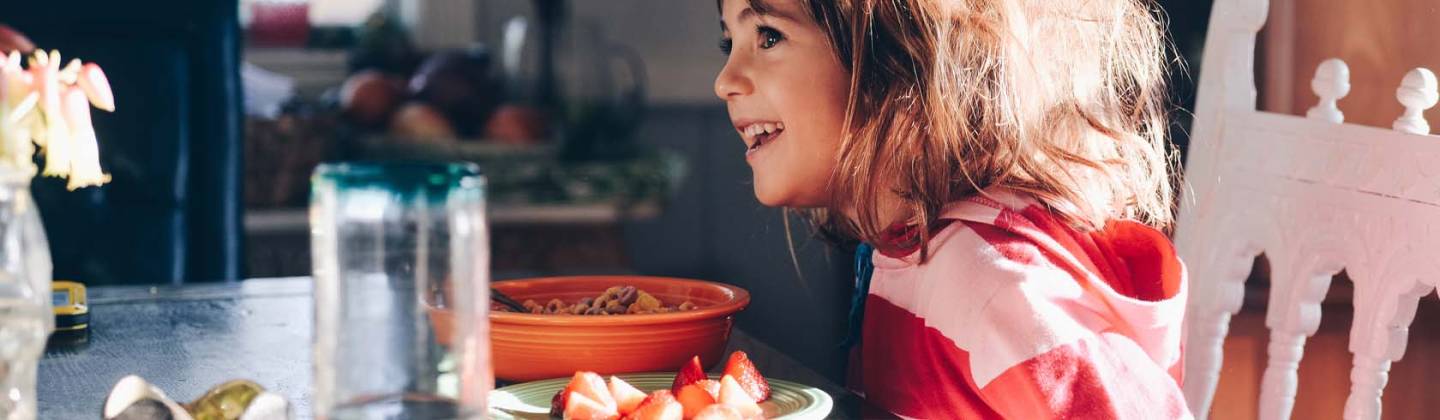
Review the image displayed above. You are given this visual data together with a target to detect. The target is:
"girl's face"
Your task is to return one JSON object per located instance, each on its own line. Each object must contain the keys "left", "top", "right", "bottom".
{"left": 715, "top": 0, "right": 850, "bottom": 208}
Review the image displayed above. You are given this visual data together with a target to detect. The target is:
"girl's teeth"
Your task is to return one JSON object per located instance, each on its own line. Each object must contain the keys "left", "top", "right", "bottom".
{"left": 743, "top": 123, "right": 784, "bottom": 138}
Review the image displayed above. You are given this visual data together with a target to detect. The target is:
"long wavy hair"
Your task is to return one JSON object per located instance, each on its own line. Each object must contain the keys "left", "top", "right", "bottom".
{"left": 752, "top": 0, "right": 1178, "bottom": 260}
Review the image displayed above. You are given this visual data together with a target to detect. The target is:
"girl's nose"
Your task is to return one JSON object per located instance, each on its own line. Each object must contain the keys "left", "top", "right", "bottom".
{"left": 714, "top": 58, "right": 753, "bottom": 100}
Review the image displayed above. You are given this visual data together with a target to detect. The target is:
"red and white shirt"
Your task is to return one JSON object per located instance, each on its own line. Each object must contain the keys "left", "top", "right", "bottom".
{"left": 851, "top": 191, "right": 1191, "bottom": 419}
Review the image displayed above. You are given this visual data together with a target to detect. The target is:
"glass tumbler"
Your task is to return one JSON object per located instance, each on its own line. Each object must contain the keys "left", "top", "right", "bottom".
{"left": 310, "top": 162, "right": 491, "bottom": 420}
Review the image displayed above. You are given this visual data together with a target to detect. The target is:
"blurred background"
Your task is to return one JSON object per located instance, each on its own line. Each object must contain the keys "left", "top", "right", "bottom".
{"left": 9, "top": 0, "right": 1440, "bottom": 418}
{"left": 0, "top": 0, "right": 1214, "bottom": 392}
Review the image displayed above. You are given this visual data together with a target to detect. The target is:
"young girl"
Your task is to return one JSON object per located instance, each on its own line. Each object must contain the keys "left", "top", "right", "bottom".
{"left": 715, "top": 0, "right": 1189, "bottom": 418}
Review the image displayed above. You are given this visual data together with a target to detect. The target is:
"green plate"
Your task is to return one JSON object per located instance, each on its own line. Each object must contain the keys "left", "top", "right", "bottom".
{"left": 489, "top": 373, "right": 834, "bottom": 419}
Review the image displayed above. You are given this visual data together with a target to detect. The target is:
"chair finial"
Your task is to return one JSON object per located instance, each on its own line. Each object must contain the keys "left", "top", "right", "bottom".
{"left": 1393, "top": 68, "right": 1438, "bottom": 135}
{"left": 1307, "top": 59, "right": 1350, "bottom": 124}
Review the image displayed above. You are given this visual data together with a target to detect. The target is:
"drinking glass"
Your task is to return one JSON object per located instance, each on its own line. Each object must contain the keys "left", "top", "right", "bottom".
{"left": 310, "top": 162, "right": 491, "bottom": 419}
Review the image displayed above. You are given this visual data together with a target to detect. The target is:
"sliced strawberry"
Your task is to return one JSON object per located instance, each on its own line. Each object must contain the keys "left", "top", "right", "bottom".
{"left": 608, "top": 376, "right": 648, "bottom": 415}
{"left": 693, "top": 379, "right": 721, "bottom": 399}
{"left": 625, "top": 397, "right": 682, "bottom": 420}
{"left": 552, "top": 376, "right": 581, "bottom": 417}
{"left": 671, "top": 355, "right": 708, "bottom": 394}
{"left": 573, "top": 371, "right": 618, "bottom": 411}
{"left": 637, "top": 390, "right": 676, "bottom": 409}
{"left": 554, "top": 371, "right": 617, "bottom": 417}
{"left": 722, "top": 351, "right": 771, "bottom": 402}
{"left": 676, "top": 382, "right": 718, "bottom": 418}
{"left": 718, "top": 375, "right": 764, "bottom": 418}
{"left": 691, "top": 404, "right": 745, "bottom": 420}
{"left": 565, "top": 391, "right": 619, "bottom": 420}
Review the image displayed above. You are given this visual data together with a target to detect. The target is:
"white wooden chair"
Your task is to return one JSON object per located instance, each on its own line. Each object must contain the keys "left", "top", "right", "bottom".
{"left": 1174, "top": 0, "right": 1440, "bottom": 419}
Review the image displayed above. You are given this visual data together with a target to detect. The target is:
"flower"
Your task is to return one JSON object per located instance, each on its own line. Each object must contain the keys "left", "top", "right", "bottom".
{"left": 0, "top": 49, "right": 113, "bottom": 190}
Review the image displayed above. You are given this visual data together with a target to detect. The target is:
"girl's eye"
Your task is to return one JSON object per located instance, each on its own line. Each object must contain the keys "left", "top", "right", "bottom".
{"left": 719, "top": 38, "right": 733, "bottom": 55}
{"left": 758, "top": 26, "right": 784, "bottom": 49}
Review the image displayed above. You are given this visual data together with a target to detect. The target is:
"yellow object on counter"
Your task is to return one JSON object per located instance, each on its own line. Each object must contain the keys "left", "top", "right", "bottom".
{"left": 52, "top": 280, "right": 88, "bottom": 332}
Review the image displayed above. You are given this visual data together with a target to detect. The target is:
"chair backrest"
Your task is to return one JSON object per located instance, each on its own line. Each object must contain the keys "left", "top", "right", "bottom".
{"left": 8, "top": 0, "right": 244, "bottom": 285}
{"left": 1176, "top": 1, "right": 1440, "bottom": 419}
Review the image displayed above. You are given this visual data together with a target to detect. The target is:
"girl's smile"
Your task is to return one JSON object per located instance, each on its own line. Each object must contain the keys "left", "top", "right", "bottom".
{"left": 733, "top": 119, "right": 785, "bottom": 160}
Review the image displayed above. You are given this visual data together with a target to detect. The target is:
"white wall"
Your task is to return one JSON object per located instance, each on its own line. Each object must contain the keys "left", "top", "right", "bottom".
{"left": 476, "top": 1, "right": 726, "bottom": 105}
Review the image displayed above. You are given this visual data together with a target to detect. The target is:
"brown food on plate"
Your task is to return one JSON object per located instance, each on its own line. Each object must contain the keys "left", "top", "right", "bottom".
{"left": 495, "top": 285, "right": 699, "bottom": 315}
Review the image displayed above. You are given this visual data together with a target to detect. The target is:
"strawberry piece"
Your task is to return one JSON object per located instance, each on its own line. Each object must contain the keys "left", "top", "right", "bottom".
{"left": 552, "top": 378, "right": 579, "bottom": 417}
{"left": 553, "top": 371, "right": 617, "bottom": 418}
{"left": 608, "top": 376, "right": 648, "bottom": 415}
{"left": 564, "top": 391, "right": 619, "bottom": 420}
{"left": 670, "top": 355, "right": 708, "bottom": 394}
{"left": 691, "top": 404, "right": 746, "bottom": 420}
{"left": 718, "top": 375, "right": 764, "bottom": 418}
{"left": 625, "top": 397, "right": 683, "bottom": 420}
{"left": 637, "top": 390, "right": 676, "bottom": 409}
{"left": 676, "top": 382, "right": 718, "bottom": 418}
{"left": 694, "top": 379, "right": 720, "bottom": 399}
{"left": 574, "top": 372, "right": 618, "bottom": 410}
{"left": 722, "top": 351, "right": 771, "bottom": 402}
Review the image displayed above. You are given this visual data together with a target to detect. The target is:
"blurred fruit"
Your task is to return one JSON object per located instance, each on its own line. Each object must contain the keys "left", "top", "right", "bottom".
{"left": 608, "top": 376, "right": 647, "bottom": 415}
{"left": 551, "top": 382, "right": 570, "bottom": 417}
{"left": 484, "top": 104, "right": 548, "bottom": 144}
{"left": 409, "top": 48, "right": 499, "bottom": 137}
{"left": 717, "top": 375, "right": 763, "bottom": 418}
{"left": 671, "top": 356, "right": 705, "bottom": 394}
{"left": 341, "top": 70, "right": 405, "bottom": 127}
{"left": 390, "top": 102, "right": 456, "bottom": 141}
{"left": 637, "top": 390, "right": 676, "bottom": 411}
{"left": 554, "top": 371, "right": 617, "bottom": 418}
{"left": 574, "top": 372, "right": 618, "bottom": 410}
{"left": 722, "top": 351, "right": 771, "bottom": 402}
{"left": 628, "top": 396, "right": 682, "bottom": 420}
{"left": 676, "top": 382, "right": 718, "bottom": 419}
{"left": 671, "top": 356, "right": 707, "bottom": 395}
{"left": 692, "top": 404, "right": 747, "bottom": 420}
{"left": 564, "top": 392, "right": 618, "bottom": 420}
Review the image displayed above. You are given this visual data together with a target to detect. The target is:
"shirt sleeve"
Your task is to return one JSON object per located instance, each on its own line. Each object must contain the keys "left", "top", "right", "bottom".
{"left": 976, "top": 331, "right": 1193, "bottom": 420}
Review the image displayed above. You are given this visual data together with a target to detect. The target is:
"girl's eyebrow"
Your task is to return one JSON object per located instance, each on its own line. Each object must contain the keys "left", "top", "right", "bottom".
{"left": 721, "top": 1, "right": 801, "bottom": 31}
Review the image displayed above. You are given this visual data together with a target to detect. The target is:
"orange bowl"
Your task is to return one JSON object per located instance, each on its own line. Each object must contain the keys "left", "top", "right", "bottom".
{"left": 430, "top": 276, "right": 750, "bottom": 382}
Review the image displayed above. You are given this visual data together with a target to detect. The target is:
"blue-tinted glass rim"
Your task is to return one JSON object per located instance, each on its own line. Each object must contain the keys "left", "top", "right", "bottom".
{"left": 314, "top": 161, "right": 484, "bottom": 189}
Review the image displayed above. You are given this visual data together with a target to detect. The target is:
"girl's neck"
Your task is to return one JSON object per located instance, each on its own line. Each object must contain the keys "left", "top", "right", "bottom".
{"left": 843, "top": 190, "right": 913, "bottom": 233}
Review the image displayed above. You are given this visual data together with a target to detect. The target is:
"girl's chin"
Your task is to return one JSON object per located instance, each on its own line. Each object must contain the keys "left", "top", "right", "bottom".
{"left": 752, "top": 183, "right": 829, "bottom": 208}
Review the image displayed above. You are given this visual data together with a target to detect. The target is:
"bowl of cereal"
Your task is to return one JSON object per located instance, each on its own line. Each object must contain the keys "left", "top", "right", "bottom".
{"left": 429, "top": 275, "right": 750, "bottom": 382}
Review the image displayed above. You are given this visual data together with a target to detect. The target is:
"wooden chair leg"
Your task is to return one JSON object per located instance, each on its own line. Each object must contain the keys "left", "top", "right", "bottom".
{"left": 1258, "top": 252, "right": 1340, "bottom": 420}
{"left": 1258, "top": 330, "right": 1308, "bottom": 420}
{"left": 1185, "top": 308, "right": 1238, "bottom": 417}
{"left": 1341, "top": 279, "right": 1433, "bottom": 420}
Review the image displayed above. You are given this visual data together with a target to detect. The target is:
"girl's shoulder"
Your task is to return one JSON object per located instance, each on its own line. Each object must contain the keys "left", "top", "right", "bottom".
{"left": 866, "top": 189, "right": 1186, "bottom": 384}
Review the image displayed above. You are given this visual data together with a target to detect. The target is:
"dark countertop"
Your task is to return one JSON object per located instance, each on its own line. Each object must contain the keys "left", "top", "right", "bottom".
{"left": 38, "top": 278, "right": 887, "bottom": 419}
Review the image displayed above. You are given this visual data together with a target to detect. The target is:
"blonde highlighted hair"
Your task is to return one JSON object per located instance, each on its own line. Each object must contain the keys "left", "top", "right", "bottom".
{"left": 775, "top": 0, "right": 1177, "bottom": 255}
